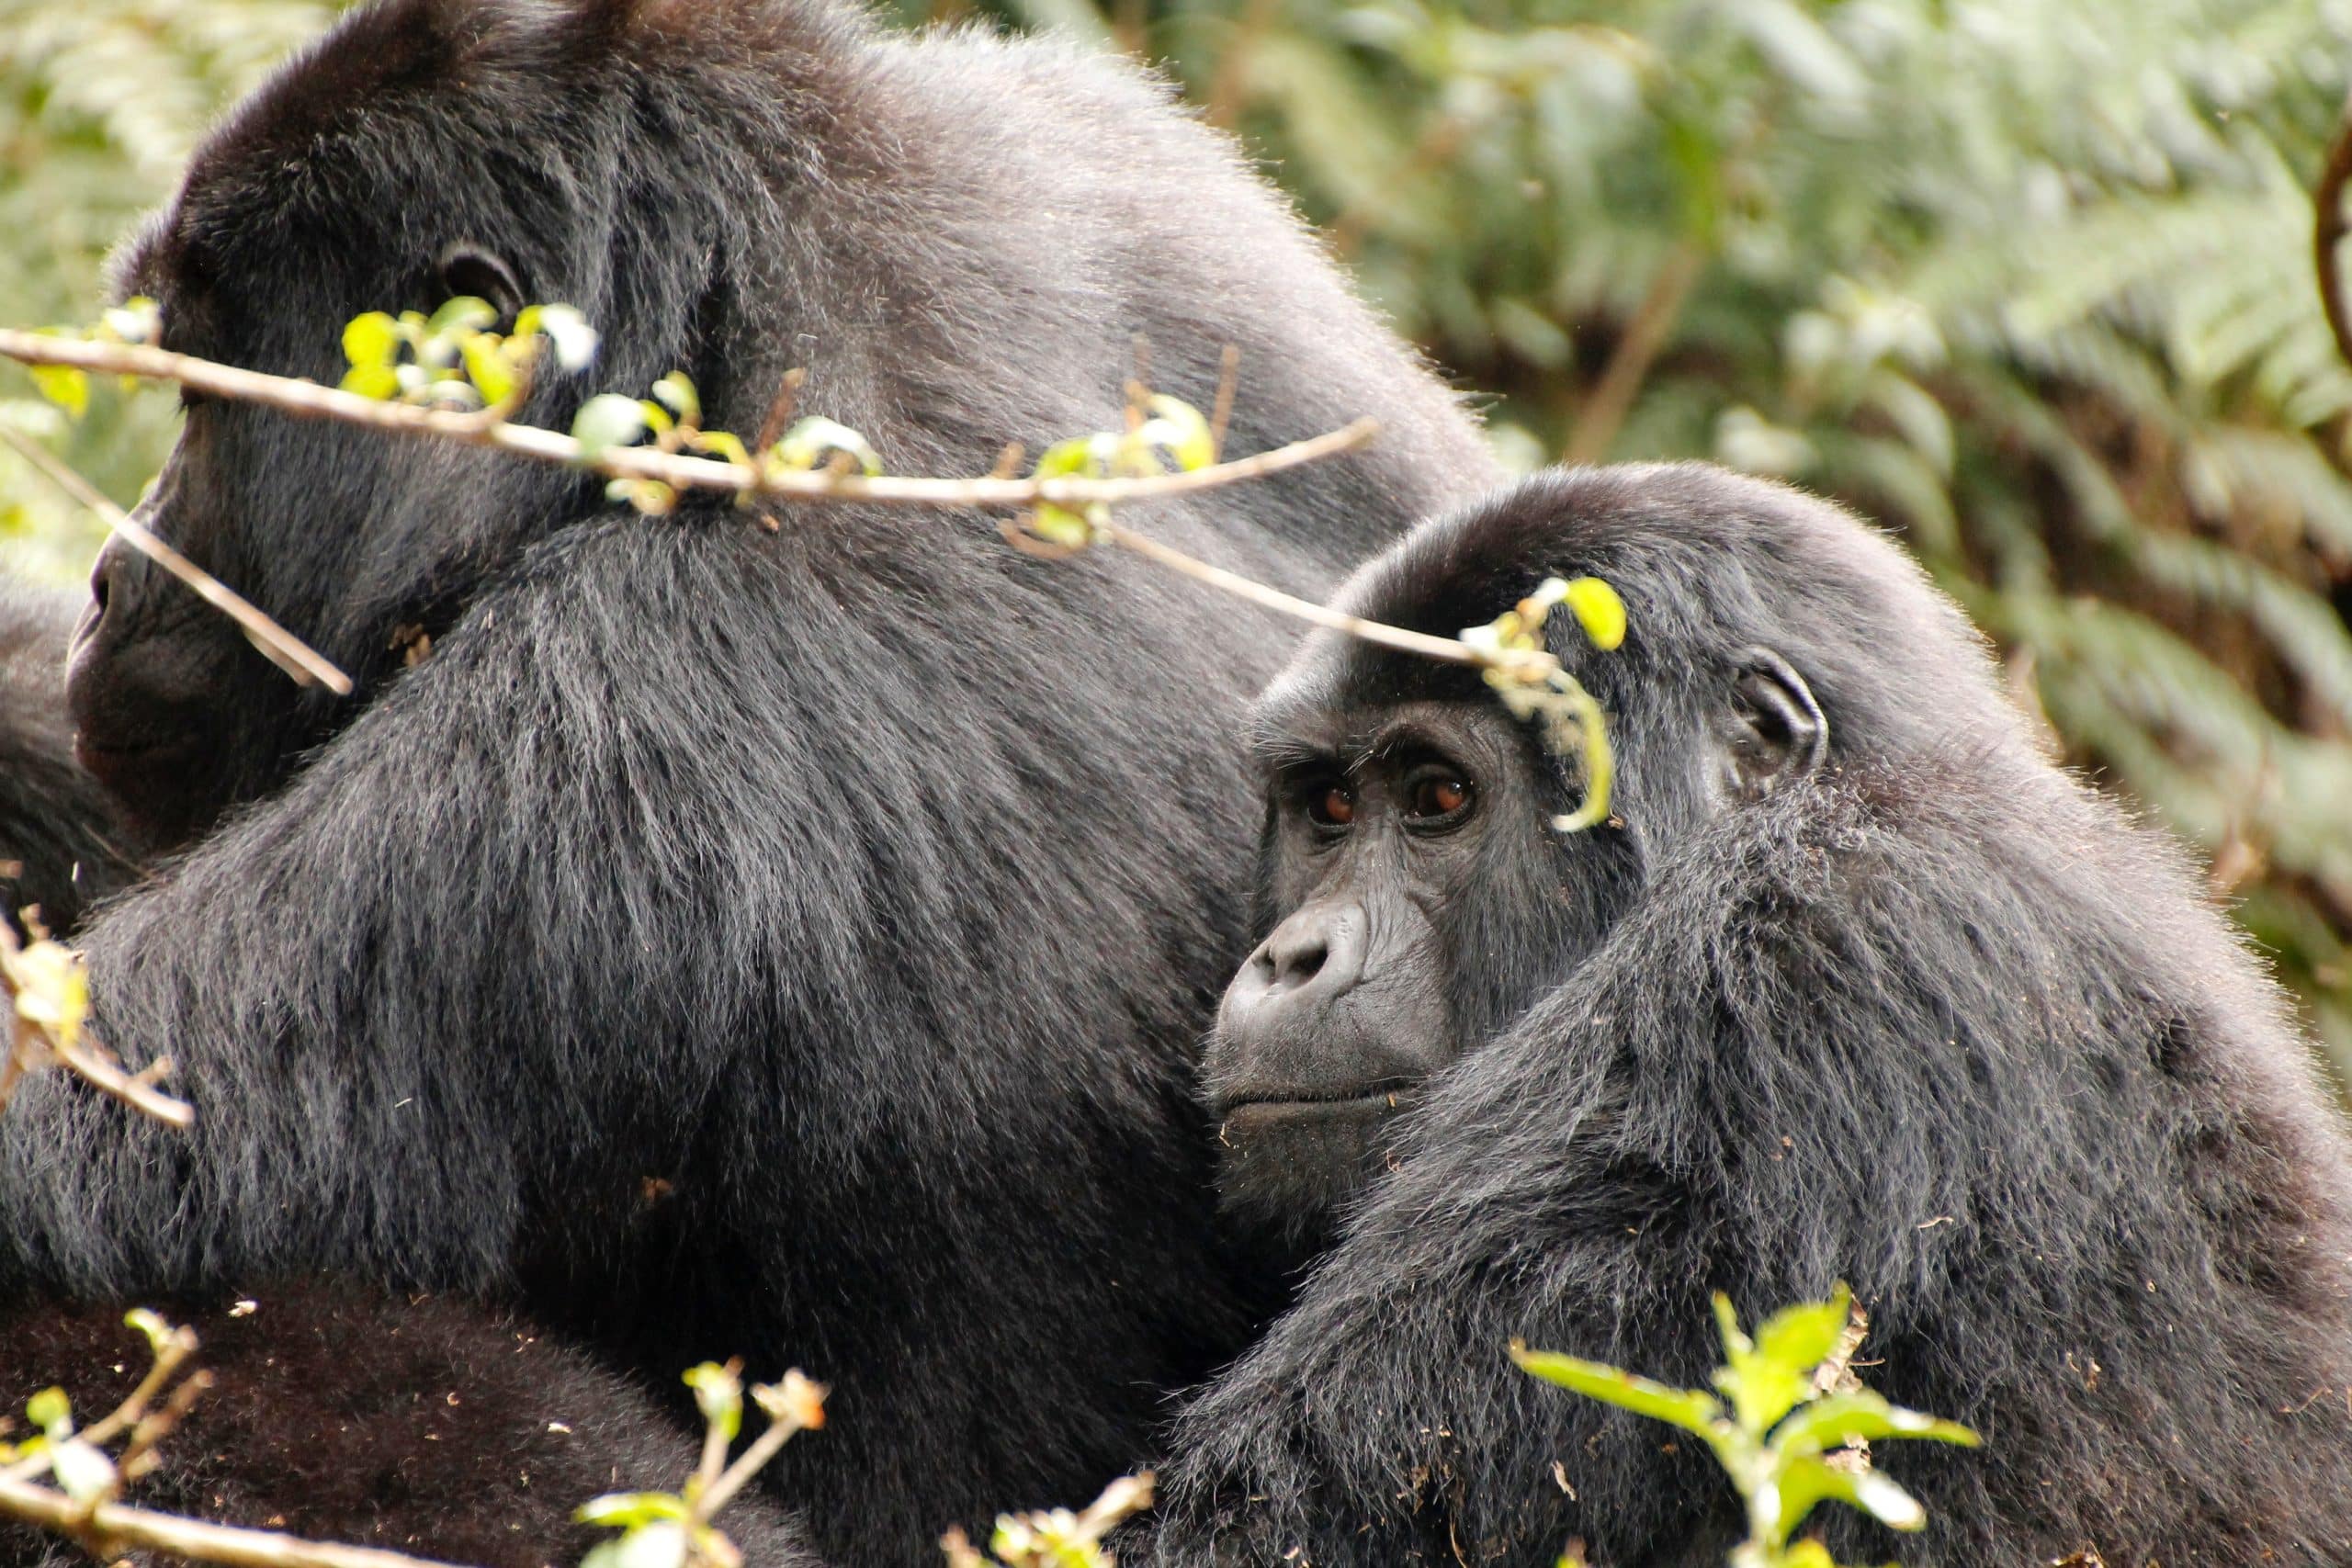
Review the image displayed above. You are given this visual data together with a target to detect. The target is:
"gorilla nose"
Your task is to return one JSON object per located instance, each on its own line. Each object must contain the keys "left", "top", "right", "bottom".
{"left": 1243, "top": 902, "right": 1368, "bottom": 1003}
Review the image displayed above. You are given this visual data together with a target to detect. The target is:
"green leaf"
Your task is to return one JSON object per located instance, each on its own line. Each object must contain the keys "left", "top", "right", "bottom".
{"left": 682, "top": 1361, "right": 742, "bottom": 1442}
{"left": 1773, "top": 1453, "right": 1928, "bottom": 1536}
{"left": 518, "top": 304, "right": 598, "bottom": 371}
{"left": 1140, "top": 394, "right": 1217, "bottom": 470}
{"left": 1771, "top": 1390, "right": 1980, "bottom": 1457}
{"left": 342, "top": 311, "right": 401, "bottom": 373}
{"left": 424, "top": 296, "right": 497, "bottom": 340}
{"left": 1752, "top": 1290, "right": 1850, "bottom": 1377}
{"left": 1028, "top": 502, "right": 1100, "bottom": 547}
{"left": 1032, "top": 436, "right": 1104, "bottom": 481}
{"left": 650, "top": 372, "right": 700, "bottom": 425}
{"left": 581, "top": 1521, "right": 690, "bottom": 1568}
{"left": 47, "top": 1437, "right": 115, "bottom": 1506}
{"left": 24, "top": 1387, "right": 69, "bottom": 1435}
{"left": 574, "top": 1493, "right": 689, "bottom": 1529}
{"left": 690, "top": 430, "right": 752, "bottom": 468}
{"left": 1561, "top": 578, "right": 1626, "bottom": 651}
{"left": 571, "top": 394, "right": 649, "bottom": 459}
{"left": 29, "top": 366, "right": 88, "bottom": 419}
{"left": 461, "top": 335, "right": 515, "bottom": 406}
{"left": 773, "top": 416, "right": 881, "bottom": 476}
{"left": 339, "top": 365, "right": 401, "bottom": 400}
{"left": 1509, "top": 1343, "right": 1722, "bottom": 1436}
{"left": 123, "top": 1307, "right": 172, "bottom": 1352}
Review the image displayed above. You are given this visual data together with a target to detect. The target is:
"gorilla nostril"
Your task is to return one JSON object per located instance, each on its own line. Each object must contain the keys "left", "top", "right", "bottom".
{"left": 1267, "top": 931, "right": 1330, "bottom": 989}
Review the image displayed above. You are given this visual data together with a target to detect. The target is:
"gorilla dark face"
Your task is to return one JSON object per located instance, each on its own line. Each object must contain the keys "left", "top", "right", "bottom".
{"left": 1208, "top": 540, "right": 1829, "bottom": 1253}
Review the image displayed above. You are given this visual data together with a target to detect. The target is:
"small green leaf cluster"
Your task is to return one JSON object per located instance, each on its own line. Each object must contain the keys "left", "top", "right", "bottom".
{"left": 0, "top": 1308, "right": 186, "bottom": 1507}
{"left": 340, "top": 298, "right": 596, "bottom": 410}
{"left": 940, "top": 1473, "right": 1153, "bottom": 1568}
{"left": 571, "top": 376, "right": 882, "bottom": 516}
{"left": 1511, "top": 1288, "right": 1977, "bottom": 1568}
{"left": 1458, "top": 575, "right": 1626, "bottom": 832}
{"left": 1023, "top": 393, "right": 1217, "bottom": 548}
{"left": 574, "top": 1360, "right": 828, "bottom": 1568}
{"left": 22, "top": 297, "right": 160, "bottom": 420}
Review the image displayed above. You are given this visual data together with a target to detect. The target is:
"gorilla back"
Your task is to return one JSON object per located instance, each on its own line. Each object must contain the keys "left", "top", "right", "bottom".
{"left": 1158, "top": 465, "right": 2352, "bottom": 1566}
{"left": 1, "top": 0, "right": 1498, "bottom": 1558}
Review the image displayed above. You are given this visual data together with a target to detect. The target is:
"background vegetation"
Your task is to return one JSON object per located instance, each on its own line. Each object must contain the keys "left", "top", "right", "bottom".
{"left": 6, "top": 0, "right": 2352, "bottom": 1073}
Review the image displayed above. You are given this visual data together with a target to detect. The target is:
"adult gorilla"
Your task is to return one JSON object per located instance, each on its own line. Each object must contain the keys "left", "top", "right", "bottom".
{"left": 1155, "top": 465, "right": 2352, "bottom": 1565}
{"left": 0, "top": 583, "right": 136, "bottom": 936}
{"left": 0, "top": 0, "right": 1498, "bottom": 1558}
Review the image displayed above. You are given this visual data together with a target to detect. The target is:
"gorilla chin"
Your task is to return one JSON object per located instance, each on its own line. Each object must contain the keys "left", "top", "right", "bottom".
{"left": 1213, "top": 1090, "right": 1417, "bottom": 1255}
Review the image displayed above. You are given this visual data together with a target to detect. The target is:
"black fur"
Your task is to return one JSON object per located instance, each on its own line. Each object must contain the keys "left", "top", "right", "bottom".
{"left": 3, "top": 1, "right": 1499, "bottom": 1560}
{"left": 1151, "top": 464, "right": 2352, "bottom": 1566}
{"left": 0, "top": 584, "right": 136, "bottom": 937}
{"left": 0, "top": 1285, "right": 815, "bottom": 1567}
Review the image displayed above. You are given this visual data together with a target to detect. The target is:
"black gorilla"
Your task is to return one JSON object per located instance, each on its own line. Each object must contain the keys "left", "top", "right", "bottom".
{"left": 0, "top": 0, "right": 1498, "bottom": 1559}
{"left": 0, "top": 584, "right": 136, "bottom": 937}
{"left": 0, "top": 1285, "right": 814, "bottom": 1568}
{"left": 1152, "top": 465, "right": 2352, "bottom": 1566}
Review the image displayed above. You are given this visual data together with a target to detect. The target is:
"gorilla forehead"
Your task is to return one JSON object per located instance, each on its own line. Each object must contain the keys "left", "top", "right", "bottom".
{"left": 1260, "top": 463, "right": 2022, "bottom": 762}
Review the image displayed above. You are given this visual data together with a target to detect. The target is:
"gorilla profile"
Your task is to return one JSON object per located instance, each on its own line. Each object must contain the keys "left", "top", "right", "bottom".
{"left": 1154, "top": 464, "right": 2352, "bottom": 1566}
{"left": 0, "top": 0, "right": 1499, "bottom": 1560}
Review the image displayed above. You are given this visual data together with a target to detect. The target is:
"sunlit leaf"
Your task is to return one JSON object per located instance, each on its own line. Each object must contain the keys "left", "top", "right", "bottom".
{"left": 28, "top": 366, "right": 87, "bottom": 419}
{"left": 1509, "top": 1342, "right": 1720, "bottom": 1436}
{"left": 342, "top": 311, "right": 401, "bottom": 373}
{"left": 571, "top": 394, "right": 649, "bottom": 459}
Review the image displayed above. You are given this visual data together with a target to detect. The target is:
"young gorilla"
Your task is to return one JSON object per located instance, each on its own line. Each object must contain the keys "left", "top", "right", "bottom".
{"left": 0, "top": 1286, "right": 814, "bottom": 1568}
{"left": 1154, "top": 465, "right": 2352, "bottom": 1566}
{"left": 0, "top": 0, "right": 1498, "bottom": 1561}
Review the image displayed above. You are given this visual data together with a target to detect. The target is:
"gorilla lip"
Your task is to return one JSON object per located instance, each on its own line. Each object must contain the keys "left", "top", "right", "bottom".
{"left": 1217, "top": 1080, "right": 1418, "bottom": 1116}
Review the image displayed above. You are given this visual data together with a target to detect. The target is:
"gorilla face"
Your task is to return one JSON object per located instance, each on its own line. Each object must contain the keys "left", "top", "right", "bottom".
{"left": 1207, "top": 554, "right": 1829, "bottom": 1257}
{"left": 1205, "top": 701, "right": 1539, "bottom": 1238}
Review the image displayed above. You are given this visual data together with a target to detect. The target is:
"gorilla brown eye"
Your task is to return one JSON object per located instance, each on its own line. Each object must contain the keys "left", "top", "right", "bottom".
{"left": 1408, "top": 774, "right": 1471, "bottom": 819}
{"left": 1307, "top": 784, "right": 1356, "bottom": 826}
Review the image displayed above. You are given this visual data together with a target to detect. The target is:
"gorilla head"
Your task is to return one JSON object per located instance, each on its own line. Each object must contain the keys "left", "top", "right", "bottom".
{"left": 1207, "top": 460, "right": 2045, "bottom": 1253}
{"left": 65, "top": 0, "right": 864, "bottom": 847}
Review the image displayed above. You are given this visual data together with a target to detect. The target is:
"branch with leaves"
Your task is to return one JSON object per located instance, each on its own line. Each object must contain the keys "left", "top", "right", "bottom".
{"left": 0, "top": 1309, "right": 828, "bottom": 1568}
{"left": 0, "top": 919, "right": 191, "bottom": 1130}
{"left": 0, "top": 300, "right": 1626, "bottom": 832}
{"left": 1512, "top": 1288, "right": 1978, "bottom": 1568}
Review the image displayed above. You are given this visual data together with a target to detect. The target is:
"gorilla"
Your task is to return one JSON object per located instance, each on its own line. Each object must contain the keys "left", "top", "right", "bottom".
{"left": 0, "top": 0, "right": 1498, "bottom": 1560}
{"left": 0, "top": 584, "right": 136, "bottom": 937}
{"left": 0, "top": 1285, "right": 814, "bottom": 1568}
{"left": 1150, "top": 464, "right": 2352, "bottom": 1566}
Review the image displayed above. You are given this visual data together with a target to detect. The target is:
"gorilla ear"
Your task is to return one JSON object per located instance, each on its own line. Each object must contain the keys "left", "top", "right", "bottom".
{"left": 437, "top": 243, "right": 525, "bottom": 328}
{"left": 1720, "top": 646, "right": 1826, "bottom": 801}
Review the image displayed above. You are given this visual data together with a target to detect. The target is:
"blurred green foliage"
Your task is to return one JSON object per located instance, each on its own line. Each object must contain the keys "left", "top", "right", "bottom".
{"left": 0, "top": 0, "right": 337, "bottom": 577}
{"left": 5, "top": 0, "right": 2352, "bottom": 1072}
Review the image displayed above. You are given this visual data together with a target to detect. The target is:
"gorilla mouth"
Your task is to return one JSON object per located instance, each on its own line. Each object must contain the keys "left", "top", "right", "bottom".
{"left": 1218, "top": 1080, "right": 1418, "bottom": 1117}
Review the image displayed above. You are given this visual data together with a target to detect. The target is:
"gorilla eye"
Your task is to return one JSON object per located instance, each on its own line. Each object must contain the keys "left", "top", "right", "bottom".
{"left": 1306, "top": 784, "right": 1356, "bottom": 828}
{"left": 1408, "top": 773, "right": 1472, "bottom": 820}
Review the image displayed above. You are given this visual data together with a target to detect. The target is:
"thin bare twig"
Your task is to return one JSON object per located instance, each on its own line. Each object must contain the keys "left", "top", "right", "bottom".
{"left": 1563, "top": 241, "right": 1702, "bottom": 468}
{"left": 0, "top": 425, "right": 351, "bottom": 695}
{"left": 0, "top": 331, "right": 1378, "bottom": 513}
{"left": 0, "top": 1476, "right": 473, "bottom": 1568}
{"left": 2314, "top": 89, "right": 2352, "bottom": 372}
{"left": 1095, "top": 515, "right": 1545, "bottom": 679}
